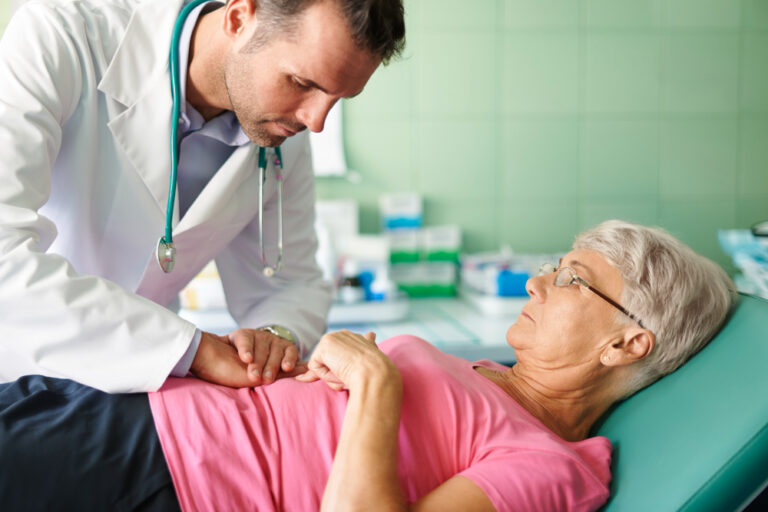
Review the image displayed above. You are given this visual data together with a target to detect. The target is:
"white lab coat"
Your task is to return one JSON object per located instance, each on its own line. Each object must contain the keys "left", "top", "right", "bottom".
{"left": 0, "top": 0, "right": 333, "bottom": 392}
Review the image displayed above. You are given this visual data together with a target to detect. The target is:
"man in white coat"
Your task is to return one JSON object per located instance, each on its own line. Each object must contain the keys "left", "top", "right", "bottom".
{"left": 0, "top": 0, "right": 405, "bottom": 392}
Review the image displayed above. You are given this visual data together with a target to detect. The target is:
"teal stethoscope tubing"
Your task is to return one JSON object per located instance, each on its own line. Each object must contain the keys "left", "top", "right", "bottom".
{"left": 159, "top": 0, "right": 284, "bottom": 276}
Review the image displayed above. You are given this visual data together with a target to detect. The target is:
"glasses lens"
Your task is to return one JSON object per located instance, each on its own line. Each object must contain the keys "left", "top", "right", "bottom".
{"left": 554, "top": 267, "right": 575, "bottom": 287}
{"left": 538, "top": 263, "right": 556, "bottom": 276}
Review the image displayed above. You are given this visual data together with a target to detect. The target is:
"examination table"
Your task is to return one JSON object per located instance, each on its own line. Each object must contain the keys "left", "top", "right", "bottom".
{"left": 597, "top": 293, "right": 768, "bottom": 511}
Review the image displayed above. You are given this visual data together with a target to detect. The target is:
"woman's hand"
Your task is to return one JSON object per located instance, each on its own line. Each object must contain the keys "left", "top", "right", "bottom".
{"left": 295, "top": 330, "right": 397, "bottom": 391}
{"left": 301, "top": 331, "right": 406, "bottom": 511}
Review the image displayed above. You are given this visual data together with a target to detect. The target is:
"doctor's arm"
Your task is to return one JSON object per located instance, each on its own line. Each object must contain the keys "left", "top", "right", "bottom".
{"left": 0, "top": 4, "right": 235, "bottom": 392}
{"left": 215, "top": 134, "right": 333, "bottom": 380}
{"left": 296, "top": 331, "right": 495, "bottom": 512}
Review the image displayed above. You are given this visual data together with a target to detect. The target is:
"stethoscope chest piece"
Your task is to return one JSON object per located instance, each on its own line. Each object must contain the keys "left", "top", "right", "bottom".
{"left": 157, "top": 237, "right": 176, "bottom": 273}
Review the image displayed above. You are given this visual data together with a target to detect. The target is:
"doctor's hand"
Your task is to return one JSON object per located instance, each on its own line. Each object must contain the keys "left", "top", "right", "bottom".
{"left": 227, "top": 328, "right": 300, "bottom": 386}
{"left": 190, "top": 331, "right": 305, "bottom": 388}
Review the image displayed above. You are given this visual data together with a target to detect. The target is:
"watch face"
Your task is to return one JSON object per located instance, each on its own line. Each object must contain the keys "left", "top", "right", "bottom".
{"left": 263, "top": 325, "right": 295, "bottom": 342}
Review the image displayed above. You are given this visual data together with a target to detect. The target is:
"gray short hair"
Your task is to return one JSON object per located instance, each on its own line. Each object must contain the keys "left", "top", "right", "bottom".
{"left": 573, "top": 220, "right": 737, "bottom": 396}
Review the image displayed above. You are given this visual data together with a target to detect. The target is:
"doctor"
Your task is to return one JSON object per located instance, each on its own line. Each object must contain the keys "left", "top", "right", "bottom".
{"left": 0, "top": 0, "right": 405, "bottom": 392}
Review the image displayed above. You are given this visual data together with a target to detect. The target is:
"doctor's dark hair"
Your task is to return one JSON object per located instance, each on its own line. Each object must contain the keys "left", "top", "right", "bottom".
{"left": 244, "top": 0, "right": 405, "bottom": 64}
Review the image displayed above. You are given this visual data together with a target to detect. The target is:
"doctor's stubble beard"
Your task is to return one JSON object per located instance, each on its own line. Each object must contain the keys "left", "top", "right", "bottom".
{"left": 223, "top": 63, "right": 307, "bottom": 148}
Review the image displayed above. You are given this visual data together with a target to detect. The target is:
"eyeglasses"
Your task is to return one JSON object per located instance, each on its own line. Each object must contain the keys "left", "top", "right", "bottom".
{"left": 538, "top": 263, "right": 645, "bottom": 328}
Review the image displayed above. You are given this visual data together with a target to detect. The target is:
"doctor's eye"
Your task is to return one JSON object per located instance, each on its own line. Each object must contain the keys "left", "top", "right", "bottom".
{"left": 292, "top": 77, "right": 311, "bottom": 90}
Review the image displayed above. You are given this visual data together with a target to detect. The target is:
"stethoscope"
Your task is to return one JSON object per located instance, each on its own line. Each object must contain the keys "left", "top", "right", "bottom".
{"left": 157, "top": 0, "right": 284, "bottom": 277}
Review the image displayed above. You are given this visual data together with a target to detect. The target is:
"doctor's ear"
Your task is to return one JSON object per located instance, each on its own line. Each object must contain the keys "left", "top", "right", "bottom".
{"left": 223, "top": 0, "right": 256, "bottom": 38}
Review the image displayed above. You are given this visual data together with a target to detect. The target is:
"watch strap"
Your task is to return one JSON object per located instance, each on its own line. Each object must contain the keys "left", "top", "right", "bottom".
{"left": 259, "top": 324, "right": 296, "bottom": 344}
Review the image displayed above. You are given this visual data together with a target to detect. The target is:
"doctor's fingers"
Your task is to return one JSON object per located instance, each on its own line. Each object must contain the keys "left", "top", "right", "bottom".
{"left": 276, "top": 360, "right": 309, "bottom": 379}
{"left": 227, "top": 329, "right": 255, "bottom": 364}
{"left": 191, "top": 333, "right": 254, "bottom": 388}
{"left": 258, "top": 340, "right": 296, "bottom": 384}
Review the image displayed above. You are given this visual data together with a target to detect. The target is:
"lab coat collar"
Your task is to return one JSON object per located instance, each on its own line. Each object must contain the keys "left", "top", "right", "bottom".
{"left": 98, "top": 0, "right": 184, "bottom": 108}
{"left": 99, "top": 0, "right": 259, "bottom": 234}
{"left": 99, "top": 0, "right": 186, "bottom": 223}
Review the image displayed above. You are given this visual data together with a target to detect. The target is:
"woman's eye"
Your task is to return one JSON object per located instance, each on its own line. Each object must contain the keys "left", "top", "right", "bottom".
{"left": 293, "top": 78, "right": 310, "bottom": 90}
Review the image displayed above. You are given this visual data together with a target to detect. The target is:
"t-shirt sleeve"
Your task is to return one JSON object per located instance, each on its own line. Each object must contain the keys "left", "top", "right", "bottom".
{"left": 459, "top": 450, "right": 610, "bottom": 512}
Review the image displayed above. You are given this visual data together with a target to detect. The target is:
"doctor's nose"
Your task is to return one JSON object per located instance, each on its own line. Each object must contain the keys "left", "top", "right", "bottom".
{"left": 297, "top": 96, "right": 337, "bottom": 133}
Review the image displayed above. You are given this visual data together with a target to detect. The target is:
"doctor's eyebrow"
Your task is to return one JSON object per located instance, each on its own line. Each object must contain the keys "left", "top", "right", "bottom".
{"left": 298, "top": 77, "right": 363, "bottom": 99}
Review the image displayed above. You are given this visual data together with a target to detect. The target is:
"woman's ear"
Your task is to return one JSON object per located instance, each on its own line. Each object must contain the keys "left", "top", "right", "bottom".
{"left": 601, "top": 328, "right": 655, "bottom": 367}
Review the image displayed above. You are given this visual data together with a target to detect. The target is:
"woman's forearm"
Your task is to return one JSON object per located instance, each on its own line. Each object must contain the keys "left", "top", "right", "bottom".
{"left": 321, "top": 363, "right": 406, "bottom": 512}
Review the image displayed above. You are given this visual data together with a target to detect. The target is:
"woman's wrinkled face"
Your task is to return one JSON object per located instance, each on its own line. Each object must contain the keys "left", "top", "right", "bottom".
{"left": 507, "top": 250, "right": 628, "bottom": 369}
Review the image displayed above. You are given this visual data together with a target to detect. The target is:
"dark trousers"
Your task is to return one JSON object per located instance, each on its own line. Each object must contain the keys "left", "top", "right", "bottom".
{"left": 0, "top": 375, "right": 181, "bottom": 511}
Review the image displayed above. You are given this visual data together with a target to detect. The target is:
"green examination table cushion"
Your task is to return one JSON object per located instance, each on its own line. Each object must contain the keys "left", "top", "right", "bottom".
{"left": 597, "top": 293, "right": 768, "bottom": 511}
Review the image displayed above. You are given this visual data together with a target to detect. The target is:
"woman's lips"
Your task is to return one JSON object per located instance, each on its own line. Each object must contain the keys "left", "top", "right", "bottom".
{"left": 520, "top": 310, "right": 534, "bottom": 322}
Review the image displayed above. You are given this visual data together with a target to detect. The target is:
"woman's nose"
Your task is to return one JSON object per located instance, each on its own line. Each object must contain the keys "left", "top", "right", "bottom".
{"left": 525, "top": 274, "right": 548, "bottom": 303}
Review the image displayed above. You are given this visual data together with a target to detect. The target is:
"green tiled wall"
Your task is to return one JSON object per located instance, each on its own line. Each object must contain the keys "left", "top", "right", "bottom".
{"left": 317, "top": 0, "right": 768, "bottom": 268}
{"left": 1, "top": 1, "right": 765, "bottom": 268}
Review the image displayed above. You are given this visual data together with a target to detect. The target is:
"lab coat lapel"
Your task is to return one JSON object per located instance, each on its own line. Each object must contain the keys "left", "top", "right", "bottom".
{"left": 133, "top": 147, "right": 267, "bottom": 307}
{"left": 99, "top": 0, "right": 185, "bottom": 226}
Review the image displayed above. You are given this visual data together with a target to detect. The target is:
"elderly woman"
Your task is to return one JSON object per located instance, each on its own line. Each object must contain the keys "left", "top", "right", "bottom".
{"left": 0, "top": 221, "right": 734, "bottom": 511}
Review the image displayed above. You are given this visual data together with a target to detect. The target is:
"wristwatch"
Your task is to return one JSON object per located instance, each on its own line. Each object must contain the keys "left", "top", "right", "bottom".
{"left": 259, "top": 324, "right": 296, "bottom": 344}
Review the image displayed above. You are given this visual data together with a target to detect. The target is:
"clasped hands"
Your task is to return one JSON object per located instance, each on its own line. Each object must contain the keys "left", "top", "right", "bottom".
{"left": 190, "top": 327, "right": 396, "bottom": 390}
{"left": 190, "top": 328, "right": 303, "bottom": 388}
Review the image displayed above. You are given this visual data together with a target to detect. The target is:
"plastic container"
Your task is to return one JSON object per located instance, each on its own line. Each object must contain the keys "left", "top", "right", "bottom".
{"left": 391, "top": 262, "right": 457, "bottom": 297}
{"left": 423, "top": 225, "right": 461, "bottom": 263}
{"left": 379, "top": 193, "right": 422, "bottom": 230}
{"left": 338, "top": 276, "right": 366, "bottom": 304}
{"left": 461, "top": 249, "right": 563, "bottom": 297}
{"left": 387, "top": 229, "right": 420, "bottom": 263}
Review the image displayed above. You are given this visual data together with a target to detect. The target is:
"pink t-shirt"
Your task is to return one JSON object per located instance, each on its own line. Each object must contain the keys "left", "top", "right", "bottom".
{"left": 149, "top": 335, "right": 612, "bottom": 511}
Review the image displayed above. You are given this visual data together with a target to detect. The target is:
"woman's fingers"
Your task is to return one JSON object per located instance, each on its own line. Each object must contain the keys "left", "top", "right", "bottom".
{"left": 295, "top": 371, "right": 345, "bottom": 390}
{"left": 295, "top": 359, "right": 346, "bottom": 389}
{"left": 294, "top": 368, "right": 319, "bottom": 382}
